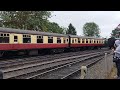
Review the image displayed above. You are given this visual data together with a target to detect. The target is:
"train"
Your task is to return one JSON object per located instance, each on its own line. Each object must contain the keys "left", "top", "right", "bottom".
{"left": 0, "top": 27, "right": 105, "bottom": 57}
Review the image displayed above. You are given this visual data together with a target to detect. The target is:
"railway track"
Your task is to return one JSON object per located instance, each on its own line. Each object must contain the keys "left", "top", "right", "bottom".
{"left": 61, "top": 52, "right": 113, "bottom": 79}
{"left": 26, "top": 54, "right": 105, "bottom": 79}
{"left": 1, "top": 50, "right": 110, "bottom": 79}
{"left": 61, "top": 56, "right": 104, "bottom": 79}
{"left": 0, "top": 49, "right": 109, "bottom": 69}
{"left": 0, "top": 50, "right": 108, "bottom": 69}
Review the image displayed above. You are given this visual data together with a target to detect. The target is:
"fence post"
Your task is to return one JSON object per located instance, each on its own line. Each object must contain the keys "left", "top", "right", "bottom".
{"left": 104, "top": 53, "right": 108, "bottom": 78}
{"left": 110, "top": 50, "right": 114, "bottom": 72}
{"left": 80, "top": 66, "right": 87, "bottom": 79}
{"left": 0, "top": 71, "right": 3, "bottom": 79}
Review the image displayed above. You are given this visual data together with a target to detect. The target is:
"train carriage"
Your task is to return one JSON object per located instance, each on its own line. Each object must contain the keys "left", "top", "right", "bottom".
{"left": 0, "top": 27, "right": 105, "bottom": 57}
{"left": 69, "top": 35, "right": 105, "bottom": 50}
{"left": 0, "top": 27, "right": 69, "bottom": 56}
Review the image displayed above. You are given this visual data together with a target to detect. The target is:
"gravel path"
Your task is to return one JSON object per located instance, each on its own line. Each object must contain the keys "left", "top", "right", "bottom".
{"left": 107, "top": 63, "right": 117, "bottom": 79}
{"left": 85, "top": 53, "right": 114, "bottom": 79}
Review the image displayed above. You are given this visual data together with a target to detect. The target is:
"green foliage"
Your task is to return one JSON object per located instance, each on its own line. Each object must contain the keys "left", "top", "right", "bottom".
{"left": 111, "top": 29, "right": 118, "bottom": 37}
{"left": 0, "top": 11, "right": 66, "bottom": 34}
{"left": 46, "top": 22, "right": 66, "bottom": 34}
{"left": 0, "top": 11, "right": 51, "bottom": 31}
{"left": 66, "top": 23, "right": 77, "bottom": 35}
{"left": 83, "top": 22, "right": 100, "bottom": 37}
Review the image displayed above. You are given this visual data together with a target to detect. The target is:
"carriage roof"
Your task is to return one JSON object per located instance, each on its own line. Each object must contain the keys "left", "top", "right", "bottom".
{"left": 69, "top": 35, "right": 104, "bottom": 39}
{"left": 0, "top": 27, "right": 68, "bottom": 37}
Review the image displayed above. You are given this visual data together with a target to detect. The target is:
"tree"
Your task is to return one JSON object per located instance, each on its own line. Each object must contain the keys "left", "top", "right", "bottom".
{"left": 0, "top": 11, "right": 51, "bottom": 31}
{"left": 83, "top": 22, "right": 100, "bottom": 37}
{"left": 0, "top": 11, "right": 67, "bottom": 34}
{"left": 111, "top": 28, "right": 118, "bottom": 37}
{"left": 46, "top": 22, "right": 66, "bottom": 34}
{"left": 66, "top": 23, "right": 77, "bottom": 35}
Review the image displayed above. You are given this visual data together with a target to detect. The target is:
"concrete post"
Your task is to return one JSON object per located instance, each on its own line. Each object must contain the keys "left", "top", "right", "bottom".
{"left": 80, "top": 66, "right": 87, "bottom": 79}
{"left": 104, "top": 53, "right": 108, "bottom": 77}
{"left": 0, "top": 71, "right": 3, "bottom": 79}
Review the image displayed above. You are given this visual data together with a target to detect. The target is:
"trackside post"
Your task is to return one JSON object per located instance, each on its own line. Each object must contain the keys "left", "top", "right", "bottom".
{"left": 104, "top": 53, "right": 108, "bottom": 77}
{"left": 80, "top": 66, "right": 87, "bottom": 79}
{"left": 0, "top": 71, "right": 3, "bottom": 79}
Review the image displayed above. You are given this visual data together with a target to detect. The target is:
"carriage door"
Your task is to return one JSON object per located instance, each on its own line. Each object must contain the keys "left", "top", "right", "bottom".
{"left": 14, "top": 35, "right": 18, "bottom": 43}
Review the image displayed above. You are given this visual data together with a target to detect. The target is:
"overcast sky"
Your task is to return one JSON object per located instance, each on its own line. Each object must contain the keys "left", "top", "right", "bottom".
{"left": 48, "top": 11, "right": 120, "bottom": 38}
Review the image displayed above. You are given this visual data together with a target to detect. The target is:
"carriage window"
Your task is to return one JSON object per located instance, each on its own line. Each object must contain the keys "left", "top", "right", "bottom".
{"left": 72, "top": 39, "right": 74, "bottom": 43}
{"left": 0, "top": 33, "right": 9, "bottom": 43}
{"left": 75, "top": 39, "right": 77, "bottom": 43}
{"left": 57, "top": 37, "right": 61, "bottom": 43}
{"left": 86, "top": 39, "right": 88, "bottom": 43}
{"left": 1, "top": 34, "right": 3, "bottom": 36}
{"left": 7, "top": 34, "right": 9, "bottom": 36}
{"left": 90, "top": 40, "right": 91, "bottom": 43}
{"left": 0, "top": 37, "right": 9, "bottom": 43}
{"left": 66, "top": 38, "right": 69, "bottom": 43}
{"left": 37, "top": 35, "right": 43, "bottom": 43}
{"left": 4, "top": 34, "right": 6, "bottom": 36}
{"left": 14, "top": 36, "right": 18, "bottom": 42}
{"left": 97, "top": 40, "right": 98, "bottom": 43}
{"left": 23, "top": 34, "right": 31, "bottom": 43}
{"left": 96, "top": 40, "right": 98, "bottom": 43}
{"left": 63, "top": 38, "right": 66, "bottom": 43}
{"left": 94, "top": 40, "right": 96, "bottom": 43}
{"left": 82, "top": 39, "right": 84, "bottom": 43}
{"left": 48, "top": 36, "right": 53, "bottom": 43}
{"left": 78, "top": 38, "right": 80, "bottom": 43}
